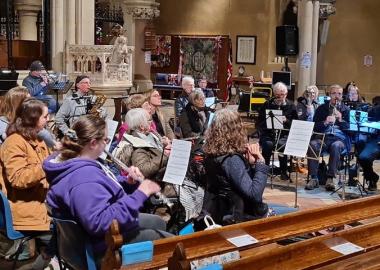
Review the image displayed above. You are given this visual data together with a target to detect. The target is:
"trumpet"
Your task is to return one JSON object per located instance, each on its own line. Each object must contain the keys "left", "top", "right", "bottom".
{"left": 103, "top": 149, "right": 173, "bottom": 208}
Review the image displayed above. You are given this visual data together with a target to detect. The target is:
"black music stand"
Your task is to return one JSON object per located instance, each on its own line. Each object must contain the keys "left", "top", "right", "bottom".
{"left": 265, "top": 110, "right": 285, "bottom": 188}
{"left": 47, "top": 81, "right": 74, "bottom": 113}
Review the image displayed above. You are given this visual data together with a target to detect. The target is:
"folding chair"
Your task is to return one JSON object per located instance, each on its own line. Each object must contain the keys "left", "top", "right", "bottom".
{"left": 51, "top": 217, "right": 97, "bottom": 270}
{"left": 0, "top": 191, "right": 38, "bottom": 270}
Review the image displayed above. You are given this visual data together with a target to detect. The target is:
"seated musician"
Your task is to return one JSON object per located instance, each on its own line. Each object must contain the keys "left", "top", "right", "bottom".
{"left": 257, "top": 82, "right": 298, "bottom": 181}
{"left": 198, "top": 76, "right": 215, "bottom": 98}
{"left": 358, "top": 104, "right": 380, "bottom": 191}
{"left": 1, "top": 98, "right": 54, "bottom": 270}
{"left": 44, "top": 115, "right": 172, "bottom": 263}
{"left": 202, "top": 109, "right": 270, "bottom": 225}
{"left": 0, "top": 86, "right": 58, "bottom": 149}
{"left": 179, "top": 89, "right": 211, "bottom": 139}
{"left": 117, "top": 108, "right": 170, "bottom": 180}
{"left": 174, "top": 76, "right": 195, "bottom": 118}
{"left": 117, "top": 94, "right": 153, "bottom": 142}
{"left": 22, "top": 60, "right": 57, "bottom": 113}
{"left": 296, "top": 85, "right": 319, "bottom": 121}
{"left": 146, "top": 89, "right": 175, "bottom": 140}
{"left": 343, "top": 82, "right": 368, "bottom": 110}
{"left": 306, "top": 84, "right": 351, "bottom": 191}
{"left": 55, "top": 75, "right": 107, "bottom": 136}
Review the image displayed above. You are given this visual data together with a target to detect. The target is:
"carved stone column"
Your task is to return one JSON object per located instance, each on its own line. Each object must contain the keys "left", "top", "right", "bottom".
{"left": 120, "top": 0, "right": 160, "bottom": 92}
{"left": 14, "top": 0, "right": 42, "bottom": 41}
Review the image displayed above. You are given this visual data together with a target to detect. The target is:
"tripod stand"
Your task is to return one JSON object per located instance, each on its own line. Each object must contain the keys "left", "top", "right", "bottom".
{"left": 265, "top": 110, "right": 285, "bottom": 188}
{"left": 331, "top": 111, "right": 369, "bottom": 198}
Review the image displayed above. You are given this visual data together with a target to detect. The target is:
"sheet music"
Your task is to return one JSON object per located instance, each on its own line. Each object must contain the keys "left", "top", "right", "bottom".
{"left": 226, "top": 105, "right": 239, "bottom": 112}
{"left": 99, "top": 119, "right": 119, "bottom": 160}
{"left": 205, "top": 97, "right": 216, "bottom": 108}
{"left": 349, "top": 110, "right": 371, "bottom": 133}
{"left": 361, "top": 121, "right": 380, "bottom": 130}
{"left": 265, "top": 109, "right": 284, "bottom": 129}
{"left": 162, "top": 139, "right": 192, "bottom": 185}
{"left": 208, "top": 112, "right": 215, "bottom": 127}
{"left": 284, "top": 120, "right": 315, "bottom": 158}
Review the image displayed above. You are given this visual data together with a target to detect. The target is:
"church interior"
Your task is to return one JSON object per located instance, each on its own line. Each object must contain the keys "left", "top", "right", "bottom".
{"left": 1, "top": 0, "right": 380, "bottom": 269}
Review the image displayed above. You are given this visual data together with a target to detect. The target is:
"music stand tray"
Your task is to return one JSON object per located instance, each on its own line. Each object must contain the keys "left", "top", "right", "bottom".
{"left": 47, "top": 81, "right": 74, "bottom": 113}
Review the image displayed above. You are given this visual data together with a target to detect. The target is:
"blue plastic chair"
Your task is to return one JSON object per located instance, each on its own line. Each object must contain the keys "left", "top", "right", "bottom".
{"left": 51, "top": 217, "right": 97, "bottom": 270}
{"left": 0, "top": 190, "right": 35, "bottom": 270}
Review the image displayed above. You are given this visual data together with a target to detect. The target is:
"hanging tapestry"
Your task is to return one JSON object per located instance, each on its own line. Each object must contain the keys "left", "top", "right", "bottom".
{"left": 179, "top": 37, "right": 220, "bottom": 83}
{"left": 151, "top": 35, "right": 172, "bottom": 68}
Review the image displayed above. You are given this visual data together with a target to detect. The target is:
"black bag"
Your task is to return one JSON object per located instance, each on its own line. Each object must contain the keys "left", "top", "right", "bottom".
{"left": 317, "top": 160, "right": 327, "bottom": 185}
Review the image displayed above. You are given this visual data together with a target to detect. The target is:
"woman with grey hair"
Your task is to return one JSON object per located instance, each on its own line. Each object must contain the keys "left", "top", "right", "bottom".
{"left": 179, "top": 88, "right": 211, "bottom": 138}
{"left": 121, "top": 108, "right": 170, "bottom": 180}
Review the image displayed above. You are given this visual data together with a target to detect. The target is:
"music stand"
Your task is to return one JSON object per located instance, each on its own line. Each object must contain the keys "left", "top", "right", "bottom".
{"left": 276, "top": 126, "right": 325, "bottom": 208}
{"left": 265, "top": 109, "right": 284, "bottom": 188}
{"left": 47, "top": 81, "right": 74, "bottom": 113}
{"left": 337, "top": 110, "right": 370, "bottom": 197}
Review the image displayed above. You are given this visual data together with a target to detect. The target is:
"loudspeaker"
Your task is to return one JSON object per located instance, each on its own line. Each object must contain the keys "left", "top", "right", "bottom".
{"left": 276, "top": 25, "right": 299, "bottom": 56}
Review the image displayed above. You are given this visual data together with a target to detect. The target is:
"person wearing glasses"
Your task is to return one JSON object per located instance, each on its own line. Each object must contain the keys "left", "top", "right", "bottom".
{"left": 44, "top": 115, "right": 172, "bottom": 265}
{"left": 55, "top": 75, "right": 107, "bottom": 136}
{"left": 305, "top": 84, "right": 351, "bottom": 191}
{"left": 257, "top": 82, "right": 298, "bottom": 181}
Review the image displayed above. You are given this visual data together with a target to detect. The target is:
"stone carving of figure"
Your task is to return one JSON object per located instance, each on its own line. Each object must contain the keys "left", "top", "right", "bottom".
{"left": 109, "top": 24, "right": 128, "bottom": 64}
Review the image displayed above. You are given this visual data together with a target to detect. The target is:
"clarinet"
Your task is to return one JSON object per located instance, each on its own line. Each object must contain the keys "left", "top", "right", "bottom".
{"left": 103, "top": 149, "right": 173, "bottom": 208}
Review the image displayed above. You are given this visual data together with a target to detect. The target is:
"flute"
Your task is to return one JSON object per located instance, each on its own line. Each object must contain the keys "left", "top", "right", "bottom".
{"left": 103, "top": 149, "right": 173, "bottom": 208}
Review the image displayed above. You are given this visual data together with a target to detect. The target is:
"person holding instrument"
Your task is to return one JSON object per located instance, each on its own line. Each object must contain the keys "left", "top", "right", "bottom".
{"left": 306, "top": 84, "right": 350, "bottom": 191}
{"left": 22, "top": 60, "right": 57, "bottom": 113}
{"left": 55, "top": 75, "right": 107, "bottom": 136}
{"left": 257, "top": 82, "right": 298, "bottom": 181}
{"left": 43, "top": 115, "right": 172, "bottom": 264}
{"left": 296, "top": 85, "right": 319, "bottom": 121}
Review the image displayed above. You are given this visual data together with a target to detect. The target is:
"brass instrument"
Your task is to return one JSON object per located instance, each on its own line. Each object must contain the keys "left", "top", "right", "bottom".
{"left": 103, "top": 149, "right": 174, "bottom": 207}
{"left": 89, "top": 94, "right": 107, "bottom": 117}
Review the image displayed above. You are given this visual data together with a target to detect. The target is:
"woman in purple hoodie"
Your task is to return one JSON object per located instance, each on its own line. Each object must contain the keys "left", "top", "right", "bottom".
{"left": 43, "top": 115, "right": 172, "bottom": 260}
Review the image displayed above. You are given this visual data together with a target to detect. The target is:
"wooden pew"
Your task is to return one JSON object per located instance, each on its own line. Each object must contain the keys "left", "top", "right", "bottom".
{"left": 101, "top": 195, "right": 380, "bottom": 270}
{"left": 223, "top": 220, "right": 380, "bottom": 270}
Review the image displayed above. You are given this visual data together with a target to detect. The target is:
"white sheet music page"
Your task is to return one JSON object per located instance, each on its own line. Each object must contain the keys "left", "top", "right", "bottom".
{"left": 162, "top": 139, "right": 192, "bottom": 185}
{"left": 99, "top": 119, "right": 119, "bottom": 160}
{"left": 265, "top": 109, "right": 284, "bottom": 129}
{"left": 284, "top": 120, "right": 314, "bottom": 158}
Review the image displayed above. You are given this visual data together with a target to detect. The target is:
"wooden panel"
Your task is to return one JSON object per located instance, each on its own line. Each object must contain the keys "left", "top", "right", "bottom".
{"left": 113, "top": 195, "right": 380, "bottom": 270}
{"left": 224, "top": 221, "right": 380, "bottom": 270}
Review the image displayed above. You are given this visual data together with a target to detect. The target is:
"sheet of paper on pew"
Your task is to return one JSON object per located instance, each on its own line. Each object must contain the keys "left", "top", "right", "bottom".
{"left": 99, "top": 119, "right": 119, "bottom": 160}
{"left": 323, "top": 237, "right": 364, "bottom": 255}
{"left": 162, "top": 139, "right": 192, "bottom": 185}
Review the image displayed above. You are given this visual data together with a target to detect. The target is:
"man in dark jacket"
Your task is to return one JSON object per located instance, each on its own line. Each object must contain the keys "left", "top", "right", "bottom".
{"left": 306, "top": 84, "right": 350, "bottom": 191}
{"left": 257, "top": 82, "right": 298, "bottom": 181}
{"left": 22, "top": 60, "right": 57, "bottom": 113}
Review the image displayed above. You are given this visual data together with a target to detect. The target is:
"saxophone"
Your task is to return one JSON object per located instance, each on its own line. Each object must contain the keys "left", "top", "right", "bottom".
{"left": 89, "top": 94, "right": 107, "bottom": 117}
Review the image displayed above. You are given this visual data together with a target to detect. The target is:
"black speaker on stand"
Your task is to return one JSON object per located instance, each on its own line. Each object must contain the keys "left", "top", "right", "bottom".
{"left": 276, "top": 25, "right": 299, "bottom": 72}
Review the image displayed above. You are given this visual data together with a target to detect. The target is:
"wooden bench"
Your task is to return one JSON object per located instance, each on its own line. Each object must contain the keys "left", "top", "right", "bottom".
{"left": 223, "top": 220, "right": 380, "bottom": 269}
{"left": 101, "top": 195, "right": 380, "bottom": 270}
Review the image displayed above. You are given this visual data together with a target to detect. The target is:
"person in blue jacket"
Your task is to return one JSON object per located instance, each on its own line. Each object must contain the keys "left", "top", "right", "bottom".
{"left": 22, "top": 60, "right": 57, "bottom": 113}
